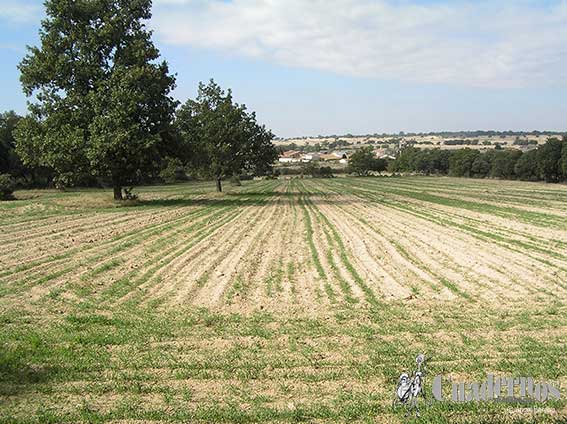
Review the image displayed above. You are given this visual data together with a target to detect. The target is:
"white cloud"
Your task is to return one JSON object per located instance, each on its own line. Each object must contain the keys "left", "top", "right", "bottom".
{"left": 0, "top": 0, "right": 40, "bottom": 23}
{"left": 152, "top": 0, "right": 567, "bottom": 88}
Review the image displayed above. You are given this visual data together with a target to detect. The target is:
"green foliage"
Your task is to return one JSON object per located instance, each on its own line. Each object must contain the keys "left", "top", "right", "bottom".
{"left": 175, "top": 79, "right": 277, "bottom": 192}
{"left": 347, "top": 146, "right": 386, "bottom": 176}
{"left": 0, "top": 173, "right": 15, "bottom": 200}
{"left": 449, "top": 148, "right": 480, "bottom": 177}
{"left": 537, "top": 137, "right": 564, "bottom": 182}
{"left": 390, "top": 147, "right": 451, "bottom": 175}
{"left": 319, "top": 166, "right": 334, "bottom": 178}
{"left": 229, "top": 175, "right": 242, "bottom": 186}
{"left": 487, "top": 149, "right": 522, "bottom": 179}
{"left": 159, "top": 157, "right": 186, "bottom": 184}
{"left": 0, "top": 111, "right": 23, "bottom": 176}
{"left": 514, "top": 150, "right": 539, "bottom": 181}
{"left": 301, "top": 163, "right": 334, "bottom": 178}
{"left": 470, "top": 153, "right": 491, "bottom": 178}
{"left": 15, "top": 0, "right": 177, "bottom": 198}
{"left": 389, "top": 138, "right": 567, "bottom": 183}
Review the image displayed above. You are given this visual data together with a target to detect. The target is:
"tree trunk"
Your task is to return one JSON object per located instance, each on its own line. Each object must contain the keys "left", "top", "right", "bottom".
{"left": 216, "top": 177, "right": 222, "bottom": 192}
{"left": 113, "top": 185, "right": 123, "bottom": 201}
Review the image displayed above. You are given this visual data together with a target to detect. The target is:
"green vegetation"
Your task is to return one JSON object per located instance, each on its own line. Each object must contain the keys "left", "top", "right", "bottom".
{"left": 0, "top": 2, "right": 566, "bottom": 423}
{"left": 347, "top": 146, "right": 387, "bottom": 176}
{"left": 1, "top": 2, "right": 277, "bottom": 202}
{"left": 1, "top": 178, "right": 566, "bottom": 422}
{"left": 0, "top": 173, "right": 15, "bottom": 200}
{"left": 15, "top": 0, "right": 177, "bottom": 199}
{"left": 175, "top": 80, "right": 277, "bottom": 192}
{"left": 390, "top": 137, "right": 567, "bottom": 182}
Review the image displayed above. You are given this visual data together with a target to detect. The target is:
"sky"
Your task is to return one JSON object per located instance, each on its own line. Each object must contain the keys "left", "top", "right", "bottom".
{"left": 1, "top": 0, "right": 567, "bottom": 138}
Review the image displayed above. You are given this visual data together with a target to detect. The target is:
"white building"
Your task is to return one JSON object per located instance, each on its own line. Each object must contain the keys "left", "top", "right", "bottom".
{"left": 301, "top": 153, "right": 320, "bottom": 162}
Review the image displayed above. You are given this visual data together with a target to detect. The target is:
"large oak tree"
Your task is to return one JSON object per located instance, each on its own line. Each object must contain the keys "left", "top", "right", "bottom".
{"left": 15, "top": 0, "right": 177, "bottom": 199}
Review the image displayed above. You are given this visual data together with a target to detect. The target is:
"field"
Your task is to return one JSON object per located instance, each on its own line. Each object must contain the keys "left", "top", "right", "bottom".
{"left": 1, "top": 177, "right": 567, "bottom": 423}
{"left": 276, "top": 134, "right": 553, "bottom": 150}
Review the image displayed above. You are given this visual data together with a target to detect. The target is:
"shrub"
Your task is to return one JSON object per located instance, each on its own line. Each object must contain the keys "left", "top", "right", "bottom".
{"left": 319, "top": 166, "right": 334, "bottom": 178}
{"left": 159, "top": 157, "right": 187, "bottom": 184}
{"left": 347, "top": 147, "right": 387, "bottom": 176}
{"left": 514, "top": 150, "right": 539, "bottom": 181}
{"left": 0, "top": 173, "right": 15, "bottom": 200}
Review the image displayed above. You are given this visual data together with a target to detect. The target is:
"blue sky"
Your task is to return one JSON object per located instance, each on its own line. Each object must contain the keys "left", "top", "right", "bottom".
{"left": 1, "top": 0, "right": 567, "bottom": 138}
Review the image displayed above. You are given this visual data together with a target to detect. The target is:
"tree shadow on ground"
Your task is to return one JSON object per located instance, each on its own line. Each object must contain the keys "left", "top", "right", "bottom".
{"left": 0, "top": 359, "right": 61, "bottom": 396}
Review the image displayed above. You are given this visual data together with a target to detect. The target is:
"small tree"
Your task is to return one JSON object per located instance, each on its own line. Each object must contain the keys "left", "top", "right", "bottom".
{"left": 471, "top": 154, "right": 490, "bottom": 178}
{"left": 514, "top": 149, "right": 539, "bottom": 181}
{"left": 176, "top": 80, "right": 277, "bottom": 192}
{"left": 0, "top": 111, "right": 23, "bottom": 176}
{"left": 319, "top": 166, "right": 334, "bottom": 178}
{"left": 0, "top": 174, "right": 15, "bottom": 200}
{"left": 537, "top": 138, "right": 564, "bottom": 182}
{"left": 488, "top": 150, "right": 521, "bottom": 179}
{"left": 15, "top": 0, "right": 177, "bottom": 200}
{"left": 348, "top": 147, "right": 386, "bottom": 176}
{"left": 449, "top": 149, "right": 479, "bottom": 177}
{"left": 159, "top": 157, "right": 186, "bottom": 184}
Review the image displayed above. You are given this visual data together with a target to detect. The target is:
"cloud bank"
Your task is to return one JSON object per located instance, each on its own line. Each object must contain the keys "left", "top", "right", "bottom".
{"left": 153, "top": 0, "right": 567, "bottom": 88}
{"left": 0, "top": 0, "right": 41, "bottom": 23}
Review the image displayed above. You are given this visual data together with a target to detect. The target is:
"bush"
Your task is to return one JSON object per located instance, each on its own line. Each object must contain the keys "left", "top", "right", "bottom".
{"left": 229, "top": 175, "right": 242, "bottom": 186}
{"left": 348, "top": 147, "right": 387, "bottom": 176}
{"left": 319, "top": 166, "right": 334, "bottom": 178}
{"left": 159, "top": 157, "right": 187, "bottom": 184}
{"left": 278, "top": 167, "right": 302, "bottom": 176}
{"left": 0, "top": 173, "right": 15, "bottom": 200}
{"left": 514, "top": 150, "right": 539, "bottom": 181}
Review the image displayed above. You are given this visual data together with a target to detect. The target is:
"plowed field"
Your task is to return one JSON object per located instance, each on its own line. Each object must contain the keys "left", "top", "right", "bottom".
{"left": 1, "top": 177, "right": 566, "bottom": 422}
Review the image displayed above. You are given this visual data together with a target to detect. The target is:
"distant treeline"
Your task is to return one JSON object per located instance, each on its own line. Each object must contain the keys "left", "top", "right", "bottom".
{"left": 278, "top": 137, "right": 542, "bottom": 153}
{"left": 278, "top": 139, "right": 397, "bottom": 153}
{"left": 390, "top": 137, "right": 567, "bottom": 182}
{"left": 277, "top": 140, "right": 351, "bottom": 153}
{"left": 277, "top": 130, "right": 564, "bottom": 141}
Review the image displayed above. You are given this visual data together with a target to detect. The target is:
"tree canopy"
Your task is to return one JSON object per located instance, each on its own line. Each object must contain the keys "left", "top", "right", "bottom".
{"left": 389, "top": 137, "right": 567, "bottom": 182}
{"left": 175, "top": 80, "right": 277, "bottom": 192}
{"left": 15, "top": 0, "right": 177, "bottom": 199}
{"left": 0, "top": 111, "right": 23, "bottom": 176}
{"left": 347, "top": 146, "right": 387, "bottom": 176}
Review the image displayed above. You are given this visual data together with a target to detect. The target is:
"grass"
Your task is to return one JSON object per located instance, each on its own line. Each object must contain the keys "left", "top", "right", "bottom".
{"left": 1, "top": 176, "right": 566, "bottom": 423}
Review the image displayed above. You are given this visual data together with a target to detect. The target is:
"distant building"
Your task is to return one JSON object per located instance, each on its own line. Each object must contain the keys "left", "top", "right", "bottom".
{"left": 278, "top": 150, "right": 302, "bottom": 163}
{"left": 332, "top": 151, "right": 348, "bottom": 159}
{"left": 320, "top": 153, "right": 341, "bottom": 162}
{"left": 302, "top": 153, "right": 320, "bottom": 162}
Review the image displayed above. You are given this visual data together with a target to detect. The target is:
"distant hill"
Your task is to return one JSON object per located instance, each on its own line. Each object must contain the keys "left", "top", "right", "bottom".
{"left": 274, "top": 131, "right": 566, "bottom": 152}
